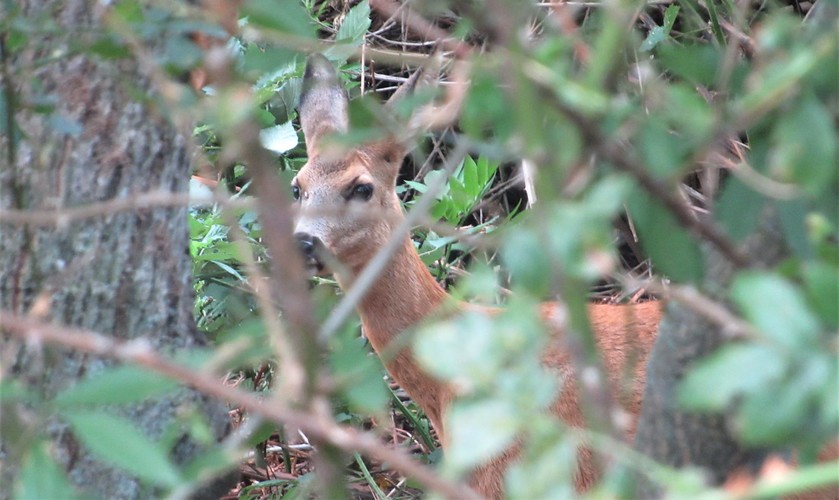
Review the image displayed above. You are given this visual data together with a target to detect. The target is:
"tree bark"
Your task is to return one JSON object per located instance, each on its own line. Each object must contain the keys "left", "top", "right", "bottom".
{"left": 0, "top": 1, "right": 230, "bottom": 498}
{"left": 632, "top": 213, "right": 788, "bottom": 496}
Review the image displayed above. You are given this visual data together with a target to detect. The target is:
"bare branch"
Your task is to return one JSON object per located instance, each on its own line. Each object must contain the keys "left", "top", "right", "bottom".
{"left": 0, "top": 191, "right": 243, "bottom": 227}
{"left": 369, "top": 0, "right": 474, "bottom": 58}
{"left": 0, "top": 311, "right": 482, "bottom": 500}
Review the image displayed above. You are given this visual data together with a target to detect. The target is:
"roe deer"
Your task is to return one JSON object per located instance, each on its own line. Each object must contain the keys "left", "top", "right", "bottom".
{"left": 291, "top": 54, "right": 661, "bottom": 498}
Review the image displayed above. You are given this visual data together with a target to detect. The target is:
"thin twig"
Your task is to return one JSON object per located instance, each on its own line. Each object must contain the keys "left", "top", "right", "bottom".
{"left": 0, "top": 311, "right": 482, "bottom": 500}
{"left": 0, "top": 191, "right": 243, "bottom": 227}
{"left": 369, "top": 0, "right": 473, "bottom": 58}
{"left": 533, "top": 89, "right": 754, "bottom": 268}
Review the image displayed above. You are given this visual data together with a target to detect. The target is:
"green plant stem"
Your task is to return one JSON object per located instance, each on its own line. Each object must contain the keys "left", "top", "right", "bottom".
{"left": 354, "top": 453, "right": 389, "bottom": 499}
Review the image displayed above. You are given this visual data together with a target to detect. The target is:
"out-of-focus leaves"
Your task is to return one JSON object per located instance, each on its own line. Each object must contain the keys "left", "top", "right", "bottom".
{"left": 336, "top": 0, "right": 370, "bottom": 45}
{"left": 717, "top": 177, "right": 766, "bottom": 242}
{"left": 802, "top": 261, "right": 839, "bottom": 329}
{"left": 640, "top": 5, "right": 680, "bottom": 51}
{"left": 55, "top": 366, "right": 177, "bottom": 407}
{"left": 731, "top": 272, "right": 820, "bottom": 349}
{"left": 259, "top": 121, "right": 298, "bottom": 154}
{"left": 658, "top": 45, "right": 723, "bottom": 87}
{"left": 16, "top": 443, "right": 82, "bottom": 500}
{"left": 330, "top": 329, "right": 389, "bottom": 415}
{"left": 769, "top": 93, "right": 837, "bottom": 195}
{"left": 628, "top": 195, "right": 703, "bottom": 283}
{"left": 241, "top": 0, "right": 315, "bottom": 38}
{"left": 679, "top": 344, "right": 787, "bottom": 410}
{"left": 445, "top": 399, "right": 520, "bottom": 471}
{"left": 63, "top": 411, "right": 182, "bottom": 488}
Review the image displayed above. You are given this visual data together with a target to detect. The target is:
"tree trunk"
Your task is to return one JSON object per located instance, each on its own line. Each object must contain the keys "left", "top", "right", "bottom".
{"left": 632, "top": 213, "right": 788, "bottom": 496}
{"left": 0, "top": 1, "right": 230, "bottom": 498}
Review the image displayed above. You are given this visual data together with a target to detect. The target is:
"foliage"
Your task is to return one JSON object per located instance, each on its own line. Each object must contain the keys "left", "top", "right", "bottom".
{"left": 2, "top": 0, "right": 837, "bottom": 498}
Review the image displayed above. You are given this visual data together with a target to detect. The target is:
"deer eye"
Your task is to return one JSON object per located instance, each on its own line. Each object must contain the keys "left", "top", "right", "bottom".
{"left": 291, "top": 184, "right": 300, "bottom": 201}
{"left": 349, "top": 183, "right": 374, "bottom": 202}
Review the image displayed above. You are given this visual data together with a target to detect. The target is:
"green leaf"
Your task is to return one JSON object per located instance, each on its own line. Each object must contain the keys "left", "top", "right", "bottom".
{"left": 16, "top": 442, "right": 81, "bottom": 500}
{"left": 679, "top": 343, "right": 787, "bottom": 410}
{"left": 778, "top": 199, "right": 813, "bottom": 258}
{"left": 55, "top": 365, "right": 177, "bottom": 407}
{"left": 717, "top": 177, "right": 765, "bottom": 242}
{"left": 241, "top": 0, "right": 314, "bottom": 38}
{"left": 640, "top": 5, "right": 680, "bottom": 51}
{"left": 802, "top": 261, "right": 839, "bottom": 329}
{"left": 769, "top": 93, "right": 837, "bottom": 196}
{"left": 445, "top": 399, "right": 520, "bottom": 471}
{"left": 335, "top": 0, "right": 370, "bottom": 45}
{"left": 628, "top": 195, "right": 703, "bottom": 283}
{"left": 243, "top": 43, "right": 298, "bottom": 81}
{"left": 737, "top": 374, "right": 808, "bottom": 445}
{"left": 640, "top": 120, "right": 684, "bottom": 178}
{"left": 414, "top": 312, "right": 503, "bottom": 385}
{"left": 259, "top": 121, "right": 298, "bottom": 154}
{"left": 330, "top": 332, "right": 389, "bottom": 415}
{"left": 658, "top": 45, "right": 722, "bottom": 87}
{"left": 731, "top": 272, "right": 821, "bottom": 349}
{"left": 63, "top": 411, "right": 182, "bottom": 488}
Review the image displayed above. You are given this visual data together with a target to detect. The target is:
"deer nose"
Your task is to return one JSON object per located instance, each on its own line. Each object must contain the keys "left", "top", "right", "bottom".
{"left": 295, "top": 232, "right": 316, "bottom": 258}
{"left": 294, "top": 232, "right": 324, "bottom": 272}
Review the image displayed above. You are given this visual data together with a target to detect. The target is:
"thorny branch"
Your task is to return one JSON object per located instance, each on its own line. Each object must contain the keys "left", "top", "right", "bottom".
{"left": 0, "top": 311, "right": 482, "bottom": 500}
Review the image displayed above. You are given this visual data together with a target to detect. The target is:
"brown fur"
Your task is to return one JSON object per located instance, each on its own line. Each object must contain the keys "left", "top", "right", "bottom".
{"left": 293, "top": 55, "right": 664, "bottom": 498}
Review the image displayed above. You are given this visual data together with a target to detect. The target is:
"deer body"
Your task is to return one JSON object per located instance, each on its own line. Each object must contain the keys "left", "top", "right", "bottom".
{"left": 293, "top": 55, "right": 662, "bottom": 498}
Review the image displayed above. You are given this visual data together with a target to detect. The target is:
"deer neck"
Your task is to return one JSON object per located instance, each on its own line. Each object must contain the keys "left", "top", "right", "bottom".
{"left": 337, "top": 236, "right": 452, "bottom": 436}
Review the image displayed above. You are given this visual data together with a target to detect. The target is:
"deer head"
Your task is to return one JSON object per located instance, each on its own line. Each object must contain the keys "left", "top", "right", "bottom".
{"left": 292, "top": 55, "right": 415, "bottom": 282}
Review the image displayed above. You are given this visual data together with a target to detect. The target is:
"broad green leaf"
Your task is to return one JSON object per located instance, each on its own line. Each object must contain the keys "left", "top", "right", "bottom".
{"left": 802, "top": 261, "right": 839, "bottom": 329}
{"left": 658, "top": 45, "right": 722, "bottom": 87}
{"left": 63, "top": 411, "right": 181, "bottom": 488}
{"left": 330, "top": 332, "right": 388, "bottom": 415}
{"left": 665, "top": 84, "right": 714, "bottom": 139}
{"left": 243, "top": 43, "right": 298, "bottom": 80}
{"left": 640, "top": 120, "right": 684, "bottom": 178}
{"left": 414, "top": 312, "right": 502, "bottom": 384}
{"left": 583, "top": 174, "right": 631, "bottom": 218}
{"left": 717, "top": 177, "right": 765, "bottom": 242}
{"left": 446, "top": 399, "right": 520, "bottom": 471}
{"left": 501, "top": 226, "right": 552, "bottom": 296}
{"left": 241, "top": 0, "right": 314, "bottom": 38}
{"left": 55, "top": 365, "right": 177, "bottom": 407}
{"left": 506, "top": 424, "right": 577, "bottom": 499}
{"left": 777, "top": 199, "right": 813, "bottom": 258}
{"left": 335, "top": 0, "right": 371, "bottom": 45}
{"left": 769, "top": 93, "right": 837, "bottom": 196}
{"left": 679, "top": 343, "right": 787, "bottom": 410}
{"left": 16, "top": 442, "right": 81, "bottom": 500}
{"left": 628, "top": 195, "right": 703, "bottom": 283}
{"left": 731, "top": 272, "right": 820, "bottom": 349}
{"left": 737, "top": 376, "right": 808, "bottom": 445}
{"left": 259, "top": 121, "right": 298, "bottom": 154}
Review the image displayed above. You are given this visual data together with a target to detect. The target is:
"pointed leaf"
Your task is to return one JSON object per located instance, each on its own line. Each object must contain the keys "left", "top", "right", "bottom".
{"left": 63, "top": 411, "right": 181, "bottom": 488}
{"left": 55, "top": 365, "right": 177, "bottom": 407}
{"left": 16, "top": 442, "right": 81, "bottom": 500}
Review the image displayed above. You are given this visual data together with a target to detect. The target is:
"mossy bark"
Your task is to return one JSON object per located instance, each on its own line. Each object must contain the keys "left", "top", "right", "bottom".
{"left": 0, "top": 1, "right": 231, "bottom": 498}
{"left": 632, "top": 214, "right": 787, "bottom": 496}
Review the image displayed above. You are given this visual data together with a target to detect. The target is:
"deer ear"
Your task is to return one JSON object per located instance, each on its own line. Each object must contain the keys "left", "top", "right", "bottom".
{"left": 369, "top": 66, "right": 435, "bottom": 176}
{"left": 299, "top": 54, "right": 349, "bottom": 158}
